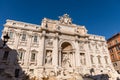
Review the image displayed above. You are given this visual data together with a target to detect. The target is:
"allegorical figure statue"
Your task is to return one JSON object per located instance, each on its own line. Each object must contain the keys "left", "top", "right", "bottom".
{"left": 59, "top": 14, "right": 72, "bottom": 24}
{"left": 62, "top": 55, "right": 71, "bottom": 68}
{"left": 45, "top": 51, "right": 52, "bottom": 65}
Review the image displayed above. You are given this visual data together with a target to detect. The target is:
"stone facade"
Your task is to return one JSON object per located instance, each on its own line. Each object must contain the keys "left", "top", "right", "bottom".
{"left": 0, "top": 14, "right": 119, "bottom": 80}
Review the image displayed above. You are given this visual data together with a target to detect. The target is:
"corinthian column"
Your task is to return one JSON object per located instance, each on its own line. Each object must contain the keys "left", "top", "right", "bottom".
{"left": 75, "top": 40, "right": 80, "bottom": 67}
{"left": 52, "top": 33, "right": 59, "bottom": 67}
{"left": 39, "top": 31, "right": 46, "bottom": 66}
{"left": 58, "top": 48, "right": 62, "bottom": 67}
{"left": 25, "top": 32, "right": 33, "bottom": 66}
{"left": 72, "top": 51, "right": 75, "bottom": 67}
{"left": 14, "top": 31, "right": 21, "bottom": 49}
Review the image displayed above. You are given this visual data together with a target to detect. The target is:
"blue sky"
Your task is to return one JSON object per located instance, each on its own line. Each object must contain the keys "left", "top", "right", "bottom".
{"left": 0, "top": 0, "right": 120, "bottom": 39}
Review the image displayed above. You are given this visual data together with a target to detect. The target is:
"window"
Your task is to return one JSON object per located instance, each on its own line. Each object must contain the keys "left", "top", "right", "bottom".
{"left": 104, "top": 56, "right": 108, "bottom": 64}
{"left": 97, "top": 56, "right": 101, "bottom": 64}
{"left": 31, "top": 52, "right": 36, "bottom": 62}
{"left": 21, "top": 33, "right": 26, "bottom": 41}
{"left": 80, "top": 53, "right": 86, "bottom": 65}
{"left": 9, "top": 31, "right": 13, "bottom": 39}
{"left": 3, "top": 51, "right": 9, "bottom": 60}
{"left": 115, "top": 40, "right": 118, "bottom": 44}
{"left": 90, "top": 55, "right": 94, "bottom": 64}
{"left": 33, "top": 35, "right": 38, "bottom": 42}
{"left": 116, "top": 46, "right": 119, "bottom": 51}
{"left": 18, "top": 51, "right": 24, "bottom": 61}
{"left": 116, "top": 45, "right": 120, "bottom": 51}
{"left": 46, "top": 37, "right": 53, "bottom": 46}
{"left": 29, "top": 69, "right": 34, "bottom": 74}
{"left": 15, "top": 69, "right": 20, "bottom": 78}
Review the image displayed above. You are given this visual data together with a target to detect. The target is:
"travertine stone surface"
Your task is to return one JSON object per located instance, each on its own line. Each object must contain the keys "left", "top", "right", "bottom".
{"left": 0, "top": 14, "right": 119, "bottom": 80}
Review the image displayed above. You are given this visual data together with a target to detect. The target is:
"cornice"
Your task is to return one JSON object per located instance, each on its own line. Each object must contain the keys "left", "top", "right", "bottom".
{"left": 6, "top": 19, "right": 40, "bottom": 27}
{"left": 5, "top": 25, "right": 41, "bottom": 32}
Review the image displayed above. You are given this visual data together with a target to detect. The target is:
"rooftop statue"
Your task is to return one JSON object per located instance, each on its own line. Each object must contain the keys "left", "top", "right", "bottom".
{"left": 59, "top": 14, "right": 72, "bottom": 24}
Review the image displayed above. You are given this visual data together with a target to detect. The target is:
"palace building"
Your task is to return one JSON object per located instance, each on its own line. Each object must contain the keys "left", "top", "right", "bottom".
{"left": 107, "top": 33, "right": 120, "bottom": 74}
{"left": 0, "top": 14, "right": 119, "bottom": 80}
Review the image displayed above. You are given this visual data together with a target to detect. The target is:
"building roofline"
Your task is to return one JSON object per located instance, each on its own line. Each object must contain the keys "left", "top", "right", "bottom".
{"left": 6, "top": 19, "right": 40, "bottom": 27}
{"left": 107, "top": 33, "right": 120, "bottom": 41}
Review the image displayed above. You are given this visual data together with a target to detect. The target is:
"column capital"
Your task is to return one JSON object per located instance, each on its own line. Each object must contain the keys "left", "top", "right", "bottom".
{"left": 54, "top": 33, "right": 59, "bottom": 39}
{"left": 58, "top": 47, "right": 62, "bottom": 51}
{"left": 39, "top": 31, "right": 46, "bottom": 38}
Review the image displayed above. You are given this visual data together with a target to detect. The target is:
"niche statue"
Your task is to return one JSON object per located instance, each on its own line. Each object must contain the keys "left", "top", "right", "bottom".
{"left": 45, "top": 51, "right": 52, "bottom": 65}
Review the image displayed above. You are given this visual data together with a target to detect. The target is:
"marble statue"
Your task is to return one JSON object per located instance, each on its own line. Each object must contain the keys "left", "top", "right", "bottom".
{"left": 59, "top": 14, "right": 72, "bottom": 24}
{"left": 45, "top": 51, "right": 52, "bottom": 65}
{"left": 62, "top": 55, "right": 71, "bottom": 68}
{"left": 1, "top": 14, "right": 119, "bottom": 80}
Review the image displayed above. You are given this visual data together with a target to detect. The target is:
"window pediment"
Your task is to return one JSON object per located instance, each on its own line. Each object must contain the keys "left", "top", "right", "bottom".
{"left": 18, "top": 48, "right": 26, "bottom": 52}
{"left": 31, "top": 49, "right": 38, "bottom": 53}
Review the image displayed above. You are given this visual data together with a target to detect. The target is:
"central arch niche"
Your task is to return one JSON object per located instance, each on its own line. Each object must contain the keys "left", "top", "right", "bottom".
{"left": 60, "top": 42, "right": 74, "bottom": 68}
